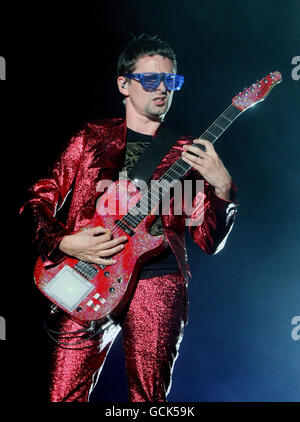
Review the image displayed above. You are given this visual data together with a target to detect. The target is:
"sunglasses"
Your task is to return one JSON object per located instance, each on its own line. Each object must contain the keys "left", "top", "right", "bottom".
{"left": 124, "top": 72, "right": 184, "bottom": 91}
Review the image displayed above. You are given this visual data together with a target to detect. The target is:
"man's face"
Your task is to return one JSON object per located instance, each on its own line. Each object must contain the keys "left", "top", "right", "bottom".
{"left": 123, "top": 55, "right": 175, "bottom": 121}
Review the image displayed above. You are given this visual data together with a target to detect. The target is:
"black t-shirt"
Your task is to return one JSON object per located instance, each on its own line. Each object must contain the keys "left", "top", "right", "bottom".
{"left": 122, "top": 128, "right": 180, "bottom": 279}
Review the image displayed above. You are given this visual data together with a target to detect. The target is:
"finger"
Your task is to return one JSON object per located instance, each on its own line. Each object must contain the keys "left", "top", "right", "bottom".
{"left": 90, "top": 226, "right": 111, "bottom": 236}
{"left": 93, "top": 235, "right": 128, "bottom": 250}
{"left": 182, "top": 144, "right": 206, "bottom": 158}
{"left": 98, "top": 243, "right": 125, "bottom": 257}
{"left": 181, "top": 153, "right": 205, "bottom": 169}
{"left": 183, "top": 141, "right": 213, "bottom": 158}
{"left": 92, "top": 257, "right": 117, "bottom": 266}
{"left": 75, "top": 254, "right": 117, "bottom": 265}
{"left": 192, "top": 139, "right": 215, "bottom": 154}
{"left": 182, "top": 151, "right": 206, "bottom": 166}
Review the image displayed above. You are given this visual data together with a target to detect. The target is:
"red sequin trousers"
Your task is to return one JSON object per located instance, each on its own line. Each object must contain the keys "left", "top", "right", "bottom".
{"left": 49, "top": 272, "right": 187, "bottom": 402}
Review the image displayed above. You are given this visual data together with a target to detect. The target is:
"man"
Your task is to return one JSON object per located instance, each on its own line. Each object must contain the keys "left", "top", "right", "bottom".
{"left": 21, "top": 34, "right": 237, "bottom": 402}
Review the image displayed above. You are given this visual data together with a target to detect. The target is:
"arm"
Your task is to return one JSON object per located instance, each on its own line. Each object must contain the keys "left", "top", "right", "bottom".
{"left": 20, "top": 130, "right": 128, "bottom": 266}
{"left": 20, "top": 132, "right": 86, "bottom": 265}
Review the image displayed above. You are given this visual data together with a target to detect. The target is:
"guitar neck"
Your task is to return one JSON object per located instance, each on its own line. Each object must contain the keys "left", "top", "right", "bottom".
{"left": 122, "top": 103, "right": 242, "bottom": 228}
{"left": 158, "top": 103, "right": 242, "bottom": 180}
{"left": 198, "top": 103, "right": 242, "bottom": 143}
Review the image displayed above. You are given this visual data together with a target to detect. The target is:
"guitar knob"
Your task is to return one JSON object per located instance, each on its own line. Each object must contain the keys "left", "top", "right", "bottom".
{"left": 104, "top": 271, "right": 110, "bottom": 277}
{"left": 109, "top": 287, "right": 115, "bottom": 293}
{"left": 50, "top": 304, "right": 59, "bottom": 314}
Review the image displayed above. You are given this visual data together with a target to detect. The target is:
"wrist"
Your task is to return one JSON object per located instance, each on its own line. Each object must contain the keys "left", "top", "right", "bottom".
{"left": 214, "top": 178, "right": 232, "bottom": 200}
{"left": 58, "top": 235, "right": 71, "bottom": 253}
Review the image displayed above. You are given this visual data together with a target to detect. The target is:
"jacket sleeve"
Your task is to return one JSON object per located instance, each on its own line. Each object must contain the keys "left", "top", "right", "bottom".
{"left": 184, "top": 169, "right": 238, "bottom": 254}
{"left": 19, "top": 132, "right": 85, "bottom": 266}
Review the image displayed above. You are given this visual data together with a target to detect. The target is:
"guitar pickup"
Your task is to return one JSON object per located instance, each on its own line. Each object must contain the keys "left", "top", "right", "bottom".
{"left": 114, "top": 219, "right": 135, "bottom": 236}
{"left": 74, "top": 261, "right": 99, "bottom": 280}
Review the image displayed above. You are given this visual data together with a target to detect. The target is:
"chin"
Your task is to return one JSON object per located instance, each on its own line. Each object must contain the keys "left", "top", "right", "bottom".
{"left": 150, "top": 107, "right": 169, "bottom": 119}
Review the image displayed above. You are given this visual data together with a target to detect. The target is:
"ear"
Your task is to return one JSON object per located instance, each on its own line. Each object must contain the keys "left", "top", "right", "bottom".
{"left": 117, "top": 76, "right": 128, "bottom": 96}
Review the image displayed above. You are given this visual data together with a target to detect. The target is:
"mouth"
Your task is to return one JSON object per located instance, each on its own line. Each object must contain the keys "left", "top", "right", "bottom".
{"left": 153, "top": 96, "right": 167, "bottom": 106}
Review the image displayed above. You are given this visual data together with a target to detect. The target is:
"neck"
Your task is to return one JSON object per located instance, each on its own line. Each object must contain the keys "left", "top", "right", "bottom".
{"left": 126, "top": 117, "right": 161, "bottom": 136}
{"left": 125, "top": 109, "right": 162, "bottom": 136}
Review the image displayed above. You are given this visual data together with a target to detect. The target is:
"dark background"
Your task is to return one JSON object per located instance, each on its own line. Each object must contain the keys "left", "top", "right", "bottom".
{"left": 1, "top": 0, "right": 299, "bottom": 406}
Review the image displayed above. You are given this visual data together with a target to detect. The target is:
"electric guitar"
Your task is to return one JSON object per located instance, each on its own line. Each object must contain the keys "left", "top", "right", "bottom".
{"left": 34, "top": 71, "right": 282, "bottom": 327}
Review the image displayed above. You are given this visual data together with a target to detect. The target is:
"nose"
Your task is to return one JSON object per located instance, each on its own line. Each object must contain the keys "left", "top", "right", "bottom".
{"left": 157, "top": 79, "right": 167, "bottom": 94}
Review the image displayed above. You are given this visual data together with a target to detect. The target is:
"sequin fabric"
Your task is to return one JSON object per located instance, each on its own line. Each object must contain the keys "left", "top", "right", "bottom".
{"left": 49, "top": 272, "right": 186, "bottom": 402}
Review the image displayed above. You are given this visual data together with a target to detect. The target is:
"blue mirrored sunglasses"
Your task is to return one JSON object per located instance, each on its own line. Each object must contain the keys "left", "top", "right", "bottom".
{"left": 124, "top": 72, "right": 184, "bottom": 91}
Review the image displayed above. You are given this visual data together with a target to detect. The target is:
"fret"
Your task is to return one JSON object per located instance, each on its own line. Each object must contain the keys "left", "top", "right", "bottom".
{"left": 222, "top": 114, "right": 231, "bottom": 122}
{"left": 217, "top": 114, "right": 232, "bottom": 127}
{"left": 209, "top": 125, "right": 223, "bottom": 136}
{"left": 204, "top": 129, "right": 218, "bottom": 140}
{"left": 214, "top": 122, "right": 226, "bottom": 131}
{"left": 223, "top": 106, "right": 241, "bottom": 123}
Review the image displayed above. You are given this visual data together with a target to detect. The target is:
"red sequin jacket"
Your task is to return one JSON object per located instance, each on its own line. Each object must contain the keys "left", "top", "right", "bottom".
{"left": 20, "top": 118, "right": 238, "bottom": 282}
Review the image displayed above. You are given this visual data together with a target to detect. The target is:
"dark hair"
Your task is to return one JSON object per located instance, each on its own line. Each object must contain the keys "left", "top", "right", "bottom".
{"left": 117, "top": 34, "right": 177, "bottom": 76}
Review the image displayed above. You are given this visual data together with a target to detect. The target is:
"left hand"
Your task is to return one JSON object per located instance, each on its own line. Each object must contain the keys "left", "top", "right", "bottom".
{"left": 181, "top": 139, "right": 232, "bottom": 200}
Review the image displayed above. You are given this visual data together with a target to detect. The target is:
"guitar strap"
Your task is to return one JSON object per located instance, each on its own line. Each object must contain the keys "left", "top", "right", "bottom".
{"left": 128, "top": 125, "right": 179, "bottom": 184}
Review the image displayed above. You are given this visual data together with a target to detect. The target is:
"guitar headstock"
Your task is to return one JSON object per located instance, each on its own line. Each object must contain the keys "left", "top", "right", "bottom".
{"left": 232, "top": 71, "right": 282, "bottom": 111}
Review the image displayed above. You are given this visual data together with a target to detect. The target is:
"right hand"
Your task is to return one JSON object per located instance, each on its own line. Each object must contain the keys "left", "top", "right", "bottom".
{"left": 59, "top": 226, "right": 127, "bottom": 265}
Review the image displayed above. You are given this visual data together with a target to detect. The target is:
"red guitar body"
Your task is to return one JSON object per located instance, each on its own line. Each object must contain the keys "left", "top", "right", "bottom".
{"left": 34, "top": 180, "right": 167, "bottom": 325}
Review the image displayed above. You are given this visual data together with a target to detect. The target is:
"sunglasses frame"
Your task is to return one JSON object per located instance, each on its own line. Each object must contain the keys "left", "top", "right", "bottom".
{"left": 124, "top": 72, "right": 184, "bottom": 91}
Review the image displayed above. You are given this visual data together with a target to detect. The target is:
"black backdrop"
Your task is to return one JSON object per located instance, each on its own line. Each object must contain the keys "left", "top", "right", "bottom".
{"left": 1, "top": 0, "right": 299, "bottom": 408}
